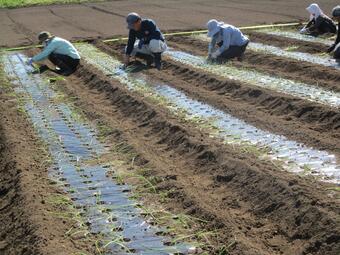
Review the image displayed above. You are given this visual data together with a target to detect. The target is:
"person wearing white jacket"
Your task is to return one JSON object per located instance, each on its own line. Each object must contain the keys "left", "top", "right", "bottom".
{"left": 206, "top": 19, "right": 249, "bottom": 62}
{"left": 300, "top": 3, "right": 336, "bottom": 36}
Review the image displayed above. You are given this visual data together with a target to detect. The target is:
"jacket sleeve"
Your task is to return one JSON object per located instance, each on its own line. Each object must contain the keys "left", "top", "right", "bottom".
{"left": 305, "top": 19, "right": 315, "bottom": 29}
{"left": 126, "top": 30, "right": 136, "bottom": 55}
{"left": 218, "top": 29, "right": 231, "bottom": 55}
{"left": 32, "top": 42, "right": 57, "bottom": 62}
{"left": 209, "top": 36, "right": 217, "bottom": 54}
{"left": 144, "top": 20, "right": 160, "bottom": 42}
{"left": 328, "top": 23, "right": 340, "bottom": 52}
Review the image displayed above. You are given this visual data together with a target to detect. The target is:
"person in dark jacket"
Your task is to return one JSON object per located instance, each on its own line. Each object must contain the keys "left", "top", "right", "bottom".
{"left": 300, "top": 3, "right": 336, "bottom": 36}
{"left": 124, "top": 13, "right": 167, "bottom": 70}
{"left": 327, "top": 5, "right": 340, "bottom": 62}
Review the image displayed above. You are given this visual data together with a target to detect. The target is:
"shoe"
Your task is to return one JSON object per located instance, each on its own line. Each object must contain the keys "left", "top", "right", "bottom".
{"left": 154, "top": 53, "right": 162, "bottom": 70}
{"left": 135, "top": 52, "right": 154, "bottom": 67}
{"left": 146, "top": 56, "right": 154, "bottom": 67}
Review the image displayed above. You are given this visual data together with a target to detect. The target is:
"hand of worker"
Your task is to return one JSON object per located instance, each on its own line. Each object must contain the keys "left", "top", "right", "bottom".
{"left": 26, "top": 58, "right": 34, "bottom": 66}
{"left": 211, "top": 51, "right": 219, "bottom": 59}
{"left": 299, "top": 27, "right": 307, "bottom": 34}
{"left": 124, "top": 55, "right": 130, "bottom": 68}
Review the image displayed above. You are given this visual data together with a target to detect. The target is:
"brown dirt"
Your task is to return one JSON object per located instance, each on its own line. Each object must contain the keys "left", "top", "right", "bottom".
{"left": 1, "top": 0, "right": 339, "bottom": 47}
{"left": 47, "top": 45, "right": 340, "bottom": 254}
{"left": 98, "top": 41, "right": 340, "bottom": 157}
{"left": 167, "top": 35, "right": 340, "bottom": 93}
{"left": 0, "top": 68, "right": 96, "bottom": 254}
{"left": 246, "top": 30, "right": 331, "bottom": 54}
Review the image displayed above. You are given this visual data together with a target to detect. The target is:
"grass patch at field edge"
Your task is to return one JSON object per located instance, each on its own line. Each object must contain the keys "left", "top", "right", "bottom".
{"left": 0, "top": 0, "right": 103, "bottom": 8}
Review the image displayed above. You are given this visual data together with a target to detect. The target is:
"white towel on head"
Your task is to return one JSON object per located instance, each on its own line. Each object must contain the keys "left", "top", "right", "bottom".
{"left": 306, "top": 3, "right": 324, "bottom": 20}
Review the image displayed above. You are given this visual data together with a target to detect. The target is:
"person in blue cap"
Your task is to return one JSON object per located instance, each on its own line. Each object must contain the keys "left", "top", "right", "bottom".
{"left": 327, "top": 5, "right": 340, "bottom": 62}
{"left": 124, "top": 12, "right": 167, "bottom": 70}
{"left": 27, "top": 31, "right": 80, "bottom": 75}
{"left": 206, "top": 19, "right": 249, "bottom": 62}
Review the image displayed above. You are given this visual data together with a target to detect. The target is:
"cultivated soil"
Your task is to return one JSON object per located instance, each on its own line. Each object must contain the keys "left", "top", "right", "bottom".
{"left": 1, "top": 0, "right": 340, "bottom": 47}
{"left": 1, "top": 1, "right": 340, "bottom": 254}
{"left": 27, "top": 34, "right": 338, "bottom": 254}
{"left": 0, "top": 76, "right": 96, "bottom": 254}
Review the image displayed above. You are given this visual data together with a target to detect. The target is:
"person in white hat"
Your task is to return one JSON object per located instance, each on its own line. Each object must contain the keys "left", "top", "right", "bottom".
{"left": 327, "top": 5, "right": 340, "bottom": 62}
{"left": 27, "top": 31, "right": 80, "bottom": 76}
{"left": 206, "top": 19, "right": 249, "bottom": 62}
{"left": 124, "top": 12, "right": 167, "bottom": 70}
{"left": 300, "top": 3, "right": 336, "bottom": 36}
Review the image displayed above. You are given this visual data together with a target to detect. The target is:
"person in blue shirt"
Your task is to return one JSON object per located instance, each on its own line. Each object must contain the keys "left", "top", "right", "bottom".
{"left": 206, "top": 19, "right": 249, "bottom": 62}
{"left": 124, "top": 13, "right": 167, "bottom": 70}
{"left": 27, "top": 31, "right": 81, "bottom": 76}
{"left": 327, "top": 6, "right": 340, "bottom": 63}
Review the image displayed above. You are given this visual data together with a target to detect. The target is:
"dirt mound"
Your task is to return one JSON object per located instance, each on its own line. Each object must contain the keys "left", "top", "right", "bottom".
{"left": 62, "top": 57, "right": 340, "bottom": 254}
{"left": 168, "top": 35, "right": 340, "bottom": 93}
{"left": 0, "top": 75, "right": 95, "bottom": 255}
{"left": 246, "top": 30, "right": 330, "bottom": 54}
{"left": 0, "top": 123, "right": 40, "bottom": 255}
{"left": 100, "top": 41, "right": 340, "bottom": 155}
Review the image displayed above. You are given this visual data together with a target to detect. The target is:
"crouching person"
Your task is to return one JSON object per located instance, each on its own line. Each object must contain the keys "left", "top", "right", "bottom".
{"left": 27, "top": 32, "right": 80, "bottom": 76}
{"left": 300, "top": 3, "right": 336, "bottom": 36}
{"left": 327, "top": 6, "right": 340, "bottom": 63}
{"left": 206, "top": 19, "right": 249, "bottom": 62}
{"left": 124, "top": 13, "right": 167, "bottom": 70}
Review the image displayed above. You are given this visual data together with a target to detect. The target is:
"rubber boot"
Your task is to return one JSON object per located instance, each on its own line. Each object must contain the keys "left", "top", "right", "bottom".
{"left": 154, "top": 53, "right": 162, "bottom": 70}
{"left": 135, "top": 52, "right": 154, "bottom": 67}
{"left": 237, "top": 53, "right": 245, "bottom": 62}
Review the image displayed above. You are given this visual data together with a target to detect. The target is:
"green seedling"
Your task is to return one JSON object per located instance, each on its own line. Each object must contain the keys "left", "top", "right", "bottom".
{"left": 284, "top": 45, "right": 299, "bottom": 52}
{"left": 301, "top": 164, "right": 312, "bottom": 175}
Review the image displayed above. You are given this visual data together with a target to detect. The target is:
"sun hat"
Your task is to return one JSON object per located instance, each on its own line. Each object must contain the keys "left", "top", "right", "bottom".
{"left": 126, "top": 12, "right": 141, "bottom": 29}
{"left": 38, "top": 31, "right": 52, "bottom": 43}
{"left": 332, "top": 5, "right": 340, "bottom": 17}
{"left": 207, "top": 19, "right": 224, "bottom": 38}
{"left": 306, "top": 3, "right": 324, "bottom": 20}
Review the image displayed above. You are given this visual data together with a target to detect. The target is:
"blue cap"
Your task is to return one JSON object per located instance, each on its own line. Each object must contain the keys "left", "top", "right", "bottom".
{"left": 332, "top": 6, "right": 340, "bottom": 17}
{"left": 126, "top": 12, "right": 141, "bottom": 29}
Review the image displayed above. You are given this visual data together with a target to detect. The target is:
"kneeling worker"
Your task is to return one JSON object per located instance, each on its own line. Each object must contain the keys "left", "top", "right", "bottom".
{"left": 124, "top": 13, "right": 167, "bottom": 70}
{"left": 327, "top": 6, "right": 340, "bottom": 63}
{"left": 206, "top": 19, "right": 249, "bottom": 62}
{"left": 300, "top": 3, "right": 336, "bottom": 36}
{"left": 27, "top": 31, "right": 80, "bottom": 76}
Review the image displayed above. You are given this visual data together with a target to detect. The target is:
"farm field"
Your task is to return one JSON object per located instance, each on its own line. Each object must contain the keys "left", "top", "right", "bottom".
{"left": 1, "top": 1, "right": 340, "bottom": 255}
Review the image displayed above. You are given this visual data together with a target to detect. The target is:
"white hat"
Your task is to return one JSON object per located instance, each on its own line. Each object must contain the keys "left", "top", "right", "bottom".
{"left": 207, "top": 19, "right": 224, "bottom": 38}
{"left": 306, "top": 3, "right": 324, "bottom": 20}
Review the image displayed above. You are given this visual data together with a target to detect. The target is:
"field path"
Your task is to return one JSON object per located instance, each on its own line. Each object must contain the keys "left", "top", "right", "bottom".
{"left": 1, "top": 0, "right": 339, "bottom": 47}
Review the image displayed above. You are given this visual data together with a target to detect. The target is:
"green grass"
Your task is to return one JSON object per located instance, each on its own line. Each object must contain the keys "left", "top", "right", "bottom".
{"left": 0, "top": 0, "right": 103, "bottom": 8}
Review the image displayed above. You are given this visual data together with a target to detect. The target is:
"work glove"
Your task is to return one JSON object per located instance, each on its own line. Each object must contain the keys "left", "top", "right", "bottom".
{"left": 299, "top": 27, "right": 307, "bottom": 34}
{"left": 26, "top": 58, "right": 33, "bottom": 66}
